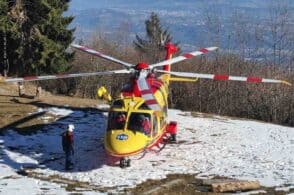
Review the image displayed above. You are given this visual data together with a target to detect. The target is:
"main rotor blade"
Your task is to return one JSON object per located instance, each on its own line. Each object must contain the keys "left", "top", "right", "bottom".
{"left": 71, "top": 44, "right": 134, "bottom": 68}
{"left": 1, "top": 69, "right": 131, "bottom": 83}
{"left": 149, "top": 47, "right": 218, "bottom": 68}
{"left": 137, "top": 71, "right": 161, "bottom": 111}
{"left": 156, "top": 70, "right": 291, "bottom": 86}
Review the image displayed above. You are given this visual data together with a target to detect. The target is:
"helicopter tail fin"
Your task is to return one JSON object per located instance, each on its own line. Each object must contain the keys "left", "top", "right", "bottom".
{"left": 163, "top": 43, "right": 178, "bottom": 72}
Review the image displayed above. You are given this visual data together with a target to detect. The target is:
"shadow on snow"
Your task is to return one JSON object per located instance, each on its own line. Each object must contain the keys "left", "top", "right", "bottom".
{"left": 0, "top": 99, "right": 112, "bottom": 173}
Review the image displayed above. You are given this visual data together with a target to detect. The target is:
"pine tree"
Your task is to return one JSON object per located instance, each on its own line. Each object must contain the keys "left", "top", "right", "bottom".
{"left": 0, "top": 0, "right": 74, "bottom": 76}
{"left": 34, "top": 0, "right": 75, "bottom": 74}
{"left": 0, "top": 1, "right": 16, "bottom": 76}
{"left": 134, "top": 12, "right": 179, "bottom": 62}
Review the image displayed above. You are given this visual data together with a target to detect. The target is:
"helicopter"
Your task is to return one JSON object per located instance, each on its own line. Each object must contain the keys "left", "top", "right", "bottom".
{"left": 0, "top": 42, "right": 291, "bottom": 168}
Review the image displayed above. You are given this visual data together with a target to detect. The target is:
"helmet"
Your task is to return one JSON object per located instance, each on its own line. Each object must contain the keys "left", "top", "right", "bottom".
{"left": 68, "top": 124, "right": 75, "bottom": 132}
{"left": 138, "top": 114, "right": 146, "bottom": 122}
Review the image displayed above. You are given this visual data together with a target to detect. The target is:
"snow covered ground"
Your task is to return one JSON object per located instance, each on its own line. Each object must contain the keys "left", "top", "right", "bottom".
{"left": 0, "top": 107, "right": 293, "bottom": 194}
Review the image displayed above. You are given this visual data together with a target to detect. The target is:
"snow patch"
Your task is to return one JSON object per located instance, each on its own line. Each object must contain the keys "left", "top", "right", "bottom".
{"left": 36, "top": 107, "right": 74, "bottom": 117}
{"left": 0, "top": 107, "right": 293, "bottom": 193}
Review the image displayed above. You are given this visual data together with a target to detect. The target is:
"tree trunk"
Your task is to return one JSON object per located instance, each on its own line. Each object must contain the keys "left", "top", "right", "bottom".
{"left": 211, "top": 180, "right": 260, "bottom": 193}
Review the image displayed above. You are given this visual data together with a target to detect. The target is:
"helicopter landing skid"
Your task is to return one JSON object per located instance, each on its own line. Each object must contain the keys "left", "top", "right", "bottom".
{"left": 119, "top": 157, "right": 131, "bottom": 168}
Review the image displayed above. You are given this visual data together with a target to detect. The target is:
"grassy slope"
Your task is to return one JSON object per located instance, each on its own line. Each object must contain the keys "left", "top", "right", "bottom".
{"left": 0, "top": 82, "right": 103, "bottom": 131}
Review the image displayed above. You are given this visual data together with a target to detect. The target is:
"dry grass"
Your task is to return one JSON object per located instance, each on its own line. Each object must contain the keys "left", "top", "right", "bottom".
{"left": 0, "top": 82, "right": 104, "bottom": 131}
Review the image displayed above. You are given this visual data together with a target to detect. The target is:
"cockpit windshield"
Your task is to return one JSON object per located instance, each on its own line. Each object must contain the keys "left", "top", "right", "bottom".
{"left": 128, "top": 113, "right": 151, "bottom": 136}
{"left": 108, "top": 111, "right": 127, "bottom": 130}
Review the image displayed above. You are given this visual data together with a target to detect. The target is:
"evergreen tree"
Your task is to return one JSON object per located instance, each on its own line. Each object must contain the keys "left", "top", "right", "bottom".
{"left": 35, "top": 0, "right": 75, "bottom": 74}
{"left": 134, "top": 12, "right": 179, "bottom": 62}
{"left": 0, "top": 0, "right": 74, "bottom": 76}
{"left": 0, "top": 1, "right": 16, "bottom": 76}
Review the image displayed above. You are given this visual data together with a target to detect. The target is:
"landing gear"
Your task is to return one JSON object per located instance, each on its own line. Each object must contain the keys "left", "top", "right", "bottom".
{"left": 119, "top": 158, "right": 131, "bottom": 168}
{"left": 169, "top": 133, "right": 177, "bottom": 143}
{"left": 167, "top": 121, "right": 177, "bottom": 143}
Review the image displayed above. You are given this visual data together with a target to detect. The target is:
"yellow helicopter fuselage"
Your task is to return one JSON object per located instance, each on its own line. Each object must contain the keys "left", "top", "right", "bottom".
{"left": 104, "top": 78, "right": 170, "bottom": 157}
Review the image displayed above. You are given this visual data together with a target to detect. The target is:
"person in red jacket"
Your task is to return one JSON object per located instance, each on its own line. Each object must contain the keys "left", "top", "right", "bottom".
{"left": 61, "top": 124, "right": 75, "bottom": 170}
{"left": 116, "top": 113, "right": 126, "bottom": 129}
{"left": 140, "top": 116, "right": 151, "bottom": 136}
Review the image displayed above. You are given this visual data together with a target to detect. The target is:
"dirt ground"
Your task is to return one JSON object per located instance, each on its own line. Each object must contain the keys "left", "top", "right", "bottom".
{"left": 1, "top": 82, "right": 293, "bottom": 194}
{"left": 0, "top": 82, "right": 102, "bottom": 132}
{"left": 125, "top": 174, "right": 294, "bottom": 195}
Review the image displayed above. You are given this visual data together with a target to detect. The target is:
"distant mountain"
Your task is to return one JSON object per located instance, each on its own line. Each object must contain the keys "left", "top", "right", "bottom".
{"left": 68, "top": 0, "right": 294, "bottom": 57}
{"left": 69, "top": 0, "right": 281, "bottom": 11}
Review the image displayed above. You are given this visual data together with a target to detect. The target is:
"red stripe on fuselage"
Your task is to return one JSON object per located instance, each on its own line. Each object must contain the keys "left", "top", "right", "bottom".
{"left": 153, "top": 80, "right": 163, "bottom": 86}
{"left": 152, "top": 82, "right": 163, "bottom": 90}
{"left": 141, "top": 89, "right": 153, "bottom": 95}
{"left": 145, "top": 99, "right": 158, "bottom": 105}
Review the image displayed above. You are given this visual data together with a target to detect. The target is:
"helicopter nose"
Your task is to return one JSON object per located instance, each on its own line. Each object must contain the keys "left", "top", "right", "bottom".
{"left": 105, "top": 130, "right": 148, "bottom": 155}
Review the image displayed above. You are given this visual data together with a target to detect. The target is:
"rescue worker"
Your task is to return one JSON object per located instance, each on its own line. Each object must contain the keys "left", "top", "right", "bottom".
{"left": 140, "top": 116, "right": 151, "bottom": 136}
{"left": 116, "top": 113, "right": 126, "bottom": 129}
{"left": 61, "top": 124, "right": 75, "bottom": 170}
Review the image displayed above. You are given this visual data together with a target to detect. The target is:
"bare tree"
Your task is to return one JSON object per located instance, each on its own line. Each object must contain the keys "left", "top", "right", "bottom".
{"left": 267, "top": 0, "right": 293, "bottom": 66}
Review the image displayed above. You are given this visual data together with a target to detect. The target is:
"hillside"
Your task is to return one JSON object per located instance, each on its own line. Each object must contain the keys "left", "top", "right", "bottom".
{"left": 0, "top": 83, "right": 293, "bottom": 194}
{"left": 68, "top": 0, "right": 294, "bottom": 54}
{"left": 0, "top": 83, "right": 101, "bottom": 131}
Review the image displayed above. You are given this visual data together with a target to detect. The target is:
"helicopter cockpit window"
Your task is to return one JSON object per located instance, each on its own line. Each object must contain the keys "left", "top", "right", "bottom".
{"left": 108, "top": 111, "right": 127, "bottom": 130}
{"left": 112, "top": 100, "right": 124, "bottom": 108}
{"left": 128, "top": 113, "right": 151, "bottom": 136}
{"left": 138, "top": 103, "right": 151, "bottom": 110}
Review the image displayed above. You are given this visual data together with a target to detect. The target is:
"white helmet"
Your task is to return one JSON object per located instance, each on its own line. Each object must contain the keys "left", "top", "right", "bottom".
{"left": 68, "top": 124, "right": 75, "bottom": 132}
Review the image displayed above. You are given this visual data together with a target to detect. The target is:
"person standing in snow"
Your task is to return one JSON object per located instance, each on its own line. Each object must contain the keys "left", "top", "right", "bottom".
{"left": 61, "top": 124, "right": 75, "bottom": 170}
